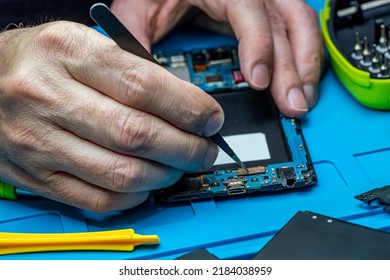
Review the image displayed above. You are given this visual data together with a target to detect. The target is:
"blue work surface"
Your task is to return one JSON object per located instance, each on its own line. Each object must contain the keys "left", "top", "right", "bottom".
{"left": 1, "top": 0, "right": 390, "bottom": 260}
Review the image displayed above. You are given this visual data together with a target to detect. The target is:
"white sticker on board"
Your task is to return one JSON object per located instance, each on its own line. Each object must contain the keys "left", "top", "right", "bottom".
{"left": 214, "top": 132, "right": 271, "bottom": 166}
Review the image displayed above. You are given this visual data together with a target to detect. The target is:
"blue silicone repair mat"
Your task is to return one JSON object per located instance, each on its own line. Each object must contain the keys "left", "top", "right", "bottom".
{"left": 1, "top": 0, "right": 390, "bottom": 260}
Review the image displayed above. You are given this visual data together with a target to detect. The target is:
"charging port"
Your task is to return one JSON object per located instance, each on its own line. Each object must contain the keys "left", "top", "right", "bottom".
{"left": 224, "top": 178, "right": 248, "bottom": 195}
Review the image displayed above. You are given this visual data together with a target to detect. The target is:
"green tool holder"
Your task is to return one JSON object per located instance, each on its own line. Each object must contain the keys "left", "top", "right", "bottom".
{"left": 321, "top": 0, "right": 390, "bottom": 110}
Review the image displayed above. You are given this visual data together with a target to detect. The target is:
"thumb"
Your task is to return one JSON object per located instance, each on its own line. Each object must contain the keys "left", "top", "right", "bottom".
{"left": 111, "top": 0, "right": 153, "bottom": 51}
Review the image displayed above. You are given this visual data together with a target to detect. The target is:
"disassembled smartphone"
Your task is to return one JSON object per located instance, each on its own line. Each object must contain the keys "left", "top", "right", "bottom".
{"left": 152, "top": 46, "right": 317, "bottom": 202}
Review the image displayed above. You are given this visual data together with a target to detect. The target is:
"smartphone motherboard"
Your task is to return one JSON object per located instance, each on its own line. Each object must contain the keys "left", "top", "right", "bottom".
{"left": 152, "top": 46, "right": 317, "bottom": 202}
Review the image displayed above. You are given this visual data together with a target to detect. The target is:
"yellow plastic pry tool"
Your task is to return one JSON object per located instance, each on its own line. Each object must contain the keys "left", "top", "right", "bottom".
{"left": 0, "top": 229, "right": 160, "bottom": 255}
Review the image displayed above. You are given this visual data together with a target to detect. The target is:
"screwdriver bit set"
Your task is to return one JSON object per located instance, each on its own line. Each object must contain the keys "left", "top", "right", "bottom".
{"left": 352, "top": 26, "right": 390, "bottom": 78}
{"left": 321, "top": 0, "right": 390, "bottom": 109}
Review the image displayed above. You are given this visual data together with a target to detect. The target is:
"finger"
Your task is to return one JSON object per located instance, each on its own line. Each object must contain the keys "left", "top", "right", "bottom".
{"left": 189, "top": 0, "right": 273, "bottom": 89}
{"left": 40, "top": 172, "right": 151, "bottom": 213}
{"left": 0, "top": 158, "right": 150, "bottom": 212}
{"left": 266, "top": 4, "right": 308, "bottom": 117}
{"left": 3, "top": 117, "right": 185, "bottom": 193}
{"left": 228, "top": 0, "right": 273, "bottom": 89}
{"left": 42, "top": 79, "right": 218, "bottom": 171}
{"left": 0, "top": 157, "right": 150, "bottom": 212}
{"left": 55, "top": 25, "right": 224, "bottom": 137}
{"left": 274, "top": 0, "right": 323, "bottom": 108}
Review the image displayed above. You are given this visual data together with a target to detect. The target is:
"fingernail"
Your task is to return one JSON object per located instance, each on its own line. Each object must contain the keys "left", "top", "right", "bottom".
{"left": 202, "top": 143, "right": 219, "bottom": 170}
{"left": 303, "top": 84, "right": 318, "bottom": 109}
{"left": 203, "top": 111, "right": 224, "bottom": 137}
{"left": 251, "top": 63, "right": 270, "bottom": 89}
{"left": 287, "top": 88, "right": 309, "bottom": 112}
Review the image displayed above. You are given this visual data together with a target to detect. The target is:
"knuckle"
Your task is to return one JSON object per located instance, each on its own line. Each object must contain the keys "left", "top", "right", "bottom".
{"left": 112, "top": 109, "right": 155, "bottom": 152}
{"left": 33, "top": 21, "right": 85, "bottom": 60}
{"left": 281, "top": 1, "right": 319, "bottom": 24}
{"left": 4, "top": 124, "right": 57, "bottom": 168}
{"left": 5, "top": 66, "right": 37, "bottom": 101}
{"left": 177, "top": 92, "right": 203, "bottom": 128}
{"left": 181, "top": 138, "right": 207, "bottom": 170}
{"left": 5, "top": 68, "right": 55, "bottom": 108}
{"left": 303, "top": 48, "right": 322, "bottom": 63}
{"left": 88, "top": 191, "right": 116, "bottom": 213}
{"left": 7, "top": 126, "right": 34, "bottom": 151}
{"left": 107, "top": 158, "right": 145, "bottom": 193}
{"left": 176, "top": 83, "right": 222, "bottom": 133}
{"left": 301, "top": 5, "right": 319, "bottom": 23}
{"left": 40, "top": 175, "right": 117, "bottom": 214}
{"left": 240, "top": 32, "right": 273, "bottom": 60}
{"left": 277, "top": 60, "right": 299, "bottom": 78}
{"left": 117, "top": 63, "right": 155, "bottom": 105}
{"left": 260, "top": 34, "right": 273, "bottom": 52}
{"left": 301, "top": 53, "right": 322, "bottom": 77}
{"left": 6, "top": 123, "right": 42, "bottom": 155}
{"left": 268, "top": 11, "right": 286, "bottom": 34}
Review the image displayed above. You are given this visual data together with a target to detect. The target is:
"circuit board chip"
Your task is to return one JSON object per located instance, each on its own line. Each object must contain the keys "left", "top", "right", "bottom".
{"left": 237, "top": 166, "right": 266, "bottom": 176}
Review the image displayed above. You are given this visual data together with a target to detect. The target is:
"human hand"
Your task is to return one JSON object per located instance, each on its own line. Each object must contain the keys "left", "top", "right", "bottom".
{"left": 0, "top": 21, "right": 223, "bottom": 212}
{"left": 111, "top": 0, "right": 324, "bottom": 118}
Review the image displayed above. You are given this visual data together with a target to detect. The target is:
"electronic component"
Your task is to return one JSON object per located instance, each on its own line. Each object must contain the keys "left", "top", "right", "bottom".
{"left": 208, "top": 47, "right": 232, "bottom": 66}
{"left": 154, "top": 46, "right": 249, "bottom": 92}
{"left": 205, "top": 74, "right": 223, "bottom": 86}
{"left": 321, "top": 0, "right": 390, "bottom": 109}
{"left": 277, "top": 167, "right": 296, "bottom": 188}
{"left": 155, "top": 52, "right": 192, "bottom": 82}
{"left": 223, "top": 177, "right": 248, "bottom": 195}
{"left": 152, "top": 45, "right": 317, "bottom": 202}
{"left": 169, "top": 54, "right": 186, "bottom": 67}
{"left": 232, "top": 70, "right": 245, "bottom": 84}
{"left": 354, "top": 185, "right": 390, "bottom": 212}
{"left": 155, "top": 55, "right": 169, "bottom": 66}
{"left": 192, "top": 52, "right": 208, "bottom": 72}
{"left": 164, "top": 65, "right": 191, "bottom": 83}
{"left": 236, "top": 166, "right": 265, "bottom": 176}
